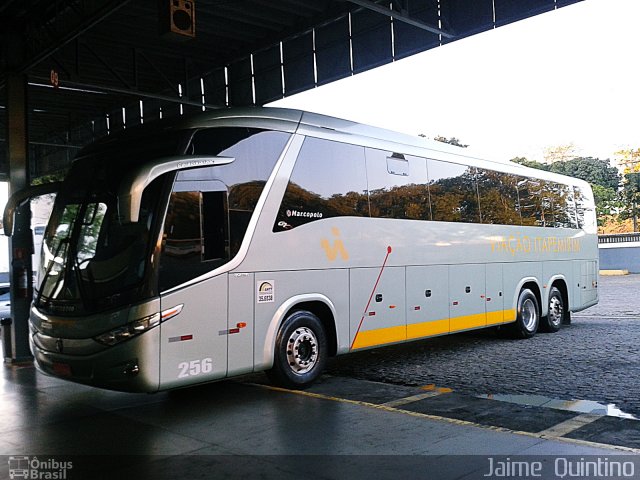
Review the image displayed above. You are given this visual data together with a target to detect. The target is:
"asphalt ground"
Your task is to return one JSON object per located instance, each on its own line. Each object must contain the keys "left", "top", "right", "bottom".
{"left": 1, "top": 363, "right": 637, "bottom": 480}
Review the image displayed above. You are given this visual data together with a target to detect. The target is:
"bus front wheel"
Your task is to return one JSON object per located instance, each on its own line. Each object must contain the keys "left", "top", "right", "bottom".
{"left": 510, "top": 288, "right": 539, "bottom": 339}
{"left": 267, "top": 310, "right": 327, "bottom": 389}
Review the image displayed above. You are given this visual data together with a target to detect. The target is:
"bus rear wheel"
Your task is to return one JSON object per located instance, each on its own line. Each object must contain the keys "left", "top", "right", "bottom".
{"left": 509, "top": 288, "right": 539, "bottom": 339}
{"left": 540, "top": 286, "right": 564, "bottom": 333}
{"left": 267, "top": 310, "right": 327, "bottom": 389}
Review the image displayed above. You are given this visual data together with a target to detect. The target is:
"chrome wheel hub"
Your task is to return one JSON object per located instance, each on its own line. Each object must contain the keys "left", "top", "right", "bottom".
{"left": 549, "top": 296, "right": 563, "bottom": 327}
{"left": 286, "top": 327, "right": 318, "bottom": 374}
{"left": 522, "top": 298, "right": 537, "bottom": 332}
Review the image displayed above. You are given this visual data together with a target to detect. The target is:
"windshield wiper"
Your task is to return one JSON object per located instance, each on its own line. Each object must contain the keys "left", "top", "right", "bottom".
{"left": 71, "top": 252, "right": 93, "bottom": 310}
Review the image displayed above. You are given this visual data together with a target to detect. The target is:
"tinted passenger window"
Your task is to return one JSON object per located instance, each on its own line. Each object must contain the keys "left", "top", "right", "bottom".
{"left": 518, "top": 177, "right": 544, "bottom": 226}
{"left": 366, "top": 150, "right": 429, "bottom": 220}
{"left": 574, "top": 186, "right": 588, "bottom": 229}
{"left": 159, "top": 129, "right": 290, "bottom": 291}
{"left": 565, "top": 188, "right": 579, "bottom": 228}
{"left": 274, "top": 137, "right": 368, "bottom": 231}
{"left": 545, "top": 183, "right": 576, "bottom": 228}
{"left": 518, "top": 178, "right": 578, "bottom": 228}
{"left": 191, "top": 128, "right": 291, "bottom": 214}
{"left": 475, "top": 168, "right": 520, "bottom": 225}
{"left": 161, "top": 191, "right": 213, "bottom": 288}
{"left": 427, "top": 160, "right": 480, "bottom": 223}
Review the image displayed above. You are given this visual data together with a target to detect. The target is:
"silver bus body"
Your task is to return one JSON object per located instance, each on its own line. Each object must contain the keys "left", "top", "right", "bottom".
{"left": 20, "top": 108, "right": 598, "bottom": 392}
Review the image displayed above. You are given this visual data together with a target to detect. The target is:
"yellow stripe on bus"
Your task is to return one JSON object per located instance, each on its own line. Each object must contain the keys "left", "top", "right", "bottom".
{"left": 450, "top": 312, "right": 486, "bottom": 331}
{"left": 351, "top": 325, "right": 406, "bottom": 349}
{"left": 352, "top": 309, "right": 517, "bottom": 350}
{"left": 407, "top": 319, "right": 449, "bottom": 340}
{"left": 487, "top": 309, "right": 516, "bottom": 326}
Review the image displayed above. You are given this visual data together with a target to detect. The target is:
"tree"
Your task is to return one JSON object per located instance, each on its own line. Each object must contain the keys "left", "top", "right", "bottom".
{"left": 615, "top": 149, "right": 640, "bottom": 231}
{"left": 591, "top": 184, "right": 620, "bottom": 226}
{"left": 615, "top": 148, "right": 640, "bottom": 173}
{"left": 548, "top": 157, "right": 619, "bottom": 191}
{"left": 511, "top": 157, "right": 550, "bottom": 171}
{"left": 543, "top": 144, "right": 578, "bottom": 164}
{"left": 617, "top": 150, "right": 640, "bottom": 227}
{"left": 433, "top": 136, "right": 469, "bottom": 148}
{"left": 620, "top": 172, "right": 640, "bottom": 231}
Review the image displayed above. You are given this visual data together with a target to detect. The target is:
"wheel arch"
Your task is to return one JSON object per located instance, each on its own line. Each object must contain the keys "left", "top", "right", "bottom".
{"left": 261, "top": 294, "right": 338, "bottom": 369}
{"left": 546, "top": 275, "right": 569, "bottom": 317}
{"left": 512, "top": 277, "right": 542, "bottom": 317}
{"left": 288, "top": 301, "right": 338, "bottom": 357}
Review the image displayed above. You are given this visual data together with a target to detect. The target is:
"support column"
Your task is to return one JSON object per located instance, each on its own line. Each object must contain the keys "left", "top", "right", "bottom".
{"left": 4, "top": 75, "right": 33, "bottom": 362}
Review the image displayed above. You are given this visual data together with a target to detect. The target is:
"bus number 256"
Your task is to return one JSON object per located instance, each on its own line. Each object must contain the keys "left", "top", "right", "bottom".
{"left": 178, "top": 358, "right": 213, "bottom": 378}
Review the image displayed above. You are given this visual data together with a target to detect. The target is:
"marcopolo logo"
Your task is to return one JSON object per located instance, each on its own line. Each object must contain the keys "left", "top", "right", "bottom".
{"left": 285, "top": 209, "right": 323, "bottom": 219}
{"left": 8, "top": 456, "right": 73, "bottom": 479}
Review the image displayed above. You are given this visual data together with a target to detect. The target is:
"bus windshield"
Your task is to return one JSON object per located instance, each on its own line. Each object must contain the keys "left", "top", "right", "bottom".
{"left": 35, "top": 129, "right": 189, "bottom": 315}
{"left": 37, "top": 184, "right": 160, "bottom": 314}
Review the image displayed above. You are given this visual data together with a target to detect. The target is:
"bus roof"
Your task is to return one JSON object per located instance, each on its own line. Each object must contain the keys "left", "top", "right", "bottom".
{"left": 78, "top": 106, "right": 591, "bottom": 191}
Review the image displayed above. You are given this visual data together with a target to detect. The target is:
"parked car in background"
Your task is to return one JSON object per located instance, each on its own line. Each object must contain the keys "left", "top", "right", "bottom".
{"left": 0, "top": 283, "right": 10, "bottom": 319}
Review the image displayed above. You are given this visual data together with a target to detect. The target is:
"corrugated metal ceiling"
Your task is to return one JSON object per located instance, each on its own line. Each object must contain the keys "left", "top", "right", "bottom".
{"left": 0, "top": 0, "right": 583, "bottom": 178}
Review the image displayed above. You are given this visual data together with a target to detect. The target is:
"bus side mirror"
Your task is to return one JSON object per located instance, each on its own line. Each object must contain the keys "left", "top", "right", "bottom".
{"left": 117, "top": 155, "right": 234, "bottom": 223}
{"left": 3, "top": 182, "right": 62, "bottom": 236}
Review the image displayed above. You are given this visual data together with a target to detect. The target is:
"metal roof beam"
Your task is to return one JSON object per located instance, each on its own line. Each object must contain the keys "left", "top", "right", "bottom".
{"left": 22, "top": 0, "right": 133, "bottom": 75}
{"left": 345, "top": 0, "right": 454, "bottom": 38}
{"left": 28, "top": 77, "right": 222, "bottom": 110}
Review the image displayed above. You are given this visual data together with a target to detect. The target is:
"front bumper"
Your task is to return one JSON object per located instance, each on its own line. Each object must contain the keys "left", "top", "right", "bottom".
{"left": 31, "top": 327, "right": 161, "bottom": 393}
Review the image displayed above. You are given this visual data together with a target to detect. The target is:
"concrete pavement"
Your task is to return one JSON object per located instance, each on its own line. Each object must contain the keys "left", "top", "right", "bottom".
{"left": 0, "top": 363, "right": 637, "bottom": 480}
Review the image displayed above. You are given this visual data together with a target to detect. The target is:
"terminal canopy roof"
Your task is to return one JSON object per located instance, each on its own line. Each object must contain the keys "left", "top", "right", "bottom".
{"left": 0, "top": 0, "right": 582, "bottom": 178}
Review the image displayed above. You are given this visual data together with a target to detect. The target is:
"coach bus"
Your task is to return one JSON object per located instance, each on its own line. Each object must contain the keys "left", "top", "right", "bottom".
{"left": 4, "top": 107, "right": 598, "bottom": 392}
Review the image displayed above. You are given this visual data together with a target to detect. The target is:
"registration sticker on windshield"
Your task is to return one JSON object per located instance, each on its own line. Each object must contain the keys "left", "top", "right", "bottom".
{"left": 257, "top": 280, "right": 275, "bottom": 304}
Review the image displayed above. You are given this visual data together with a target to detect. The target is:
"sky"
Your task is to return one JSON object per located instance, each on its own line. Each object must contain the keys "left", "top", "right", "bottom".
{"left": 271, "top": 0, "right": 640, "bottom": 164}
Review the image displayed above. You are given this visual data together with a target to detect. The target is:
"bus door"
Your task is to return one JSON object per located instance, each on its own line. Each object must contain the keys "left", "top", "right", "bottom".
{"left": 157, "top": 189, "right": 230, "bottom": 388}
{"left": 449, "top": 264, "right": 487, "bottom": 332}
{"left": 350, "top": 267, "right": 406, "bottom": 350}
{"left": 160, "top": 276, "right": 228, "bottom": 388}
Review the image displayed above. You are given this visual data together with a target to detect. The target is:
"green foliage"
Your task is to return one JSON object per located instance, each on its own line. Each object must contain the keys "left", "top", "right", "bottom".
{"left": 511, "top": 156, "right": 620, "bottom": 191}
{"left": 433, "top": 136, "right": 469, "bottom": 148}
{"left": 548, "top": 157, "right": 619, "bottom": 191}
{"left": 31, "top": 171, "right": 67, "bottom": 186}
{"left": 591, "top": 184, "right": 620, "bottom": 225}
{"left": 510, "top": 157, "right": 550, "bottom": 171}
{"left": 619, "top": 172, "right": 640, "bottom": 225}
{"left": 616, "top": 148, "right": 640, "bottom": 174}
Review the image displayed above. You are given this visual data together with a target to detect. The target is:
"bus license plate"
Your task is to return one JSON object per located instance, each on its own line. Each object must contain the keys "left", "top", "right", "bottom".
{"left": 53, "top": 362, "right": 72, "bottom": 377}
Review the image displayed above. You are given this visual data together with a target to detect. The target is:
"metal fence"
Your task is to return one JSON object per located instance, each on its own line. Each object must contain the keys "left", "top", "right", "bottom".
{"left": 599, "top": 233, "right": 640, "bottom": 244}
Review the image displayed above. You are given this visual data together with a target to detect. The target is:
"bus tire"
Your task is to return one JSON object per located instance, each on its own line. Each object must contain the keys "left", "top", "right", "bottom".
{"left": 267, "top": 310, "right": 327, "bottom": 389}
{"left": 510, "top": 288, "right": 539, "bottom": 339}
{"left": 540, "top": 287, "right": 564, "bottom": 333}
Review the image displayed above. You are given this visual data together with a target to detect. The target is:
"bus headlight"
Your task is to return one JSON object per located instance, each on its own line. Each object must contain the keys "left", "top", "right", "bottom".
{"left": 94, "top": 313, "right": 160, "bottom": 346}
